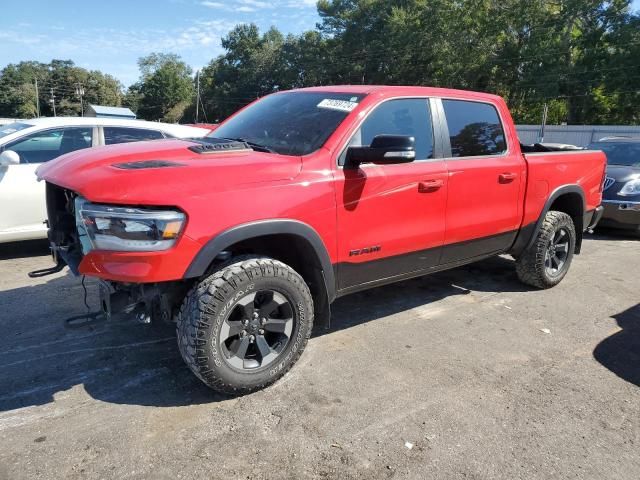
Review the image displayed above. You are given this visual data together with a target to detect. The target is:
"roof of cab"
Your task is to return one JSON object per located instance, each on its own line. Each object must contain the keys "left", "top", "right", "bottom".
{"left": 291, "top": 85, "right": 504, "bottom": 102}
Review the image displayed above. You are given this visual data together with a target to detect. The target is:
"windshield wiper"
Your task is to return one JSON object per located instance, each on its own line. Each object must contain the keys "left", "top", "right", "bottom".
{"left": 221, "top": 137, "right": 275, "bottom": 154}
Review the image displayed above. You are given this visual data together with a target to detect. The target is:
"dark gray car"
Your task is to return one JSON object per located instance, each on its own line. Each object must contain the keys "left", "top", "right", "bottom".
{"left": 588, "top": 137, "right": 640, "bottom": 233}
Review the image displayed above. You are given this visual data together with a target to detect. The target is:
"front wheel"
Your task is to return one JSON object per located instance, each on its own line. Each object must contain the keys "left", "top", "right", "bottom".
{"left": 516, "top": 210, "right": 576, "bottom": 289}
{"left": 177, "top": 256, "right": 314, "bottom": 395}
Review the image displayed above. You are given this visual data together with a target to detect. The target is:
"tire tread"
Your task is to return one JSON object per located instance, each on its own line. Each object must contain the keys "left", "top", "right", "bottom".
{"left": 516, "top": 210, "right": 575, "bottom": 289}
{"left": 177, "top": 256, "right": 313, "bottom": 395}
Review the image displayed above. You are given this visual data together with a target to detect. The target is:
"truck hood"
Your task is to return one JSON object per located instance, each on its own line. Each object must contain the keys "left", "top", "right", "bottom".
{"left": 37, "top": 139, "right": 302, "bottom": 205}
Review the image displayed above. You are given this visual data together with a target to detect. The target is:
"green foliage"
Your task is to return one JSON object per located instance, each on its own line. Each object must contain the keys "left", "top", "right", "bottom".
{"left": 0, "top": 60, "right": 122, "bottom": 118}
{"left": 132, "top": 53, "right": 194, "bottom": 122}
{"left": 1, "top": 1, "right": 638, "bottom": 125}
{"left": 197, "top": 0, "right": 639, "bottom": 125}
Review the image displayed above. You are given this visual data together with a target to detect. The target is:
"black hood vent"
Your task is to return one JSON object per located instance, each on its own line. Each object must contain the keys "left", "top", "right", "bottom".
{"left": 113, "top": 160, "right": 185, "bottom": 169}
{"left": 188, "top": 138, "right": 251, "bottom": 154}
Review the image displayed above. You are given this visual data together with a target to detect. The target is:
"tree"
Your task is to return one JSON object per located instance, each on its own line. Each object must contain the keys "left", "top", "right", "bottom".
{"left": 134, "top": 53, "right": 194, "bottom": 122}
{"left": 0, "top": 60, "right": 123, "bottom": 118}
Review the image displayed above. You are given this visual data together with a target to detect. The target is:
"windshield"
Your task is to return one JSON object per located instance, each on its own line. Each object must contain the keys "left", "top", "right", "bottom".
{"left": 589, "top": 142, "right": 640, "bottom": 167}
{"left": 0, "top": 122, "right": 32, "bottom": 139}
{"left": 210, "top": 92, "right": 366, "bottom": 156}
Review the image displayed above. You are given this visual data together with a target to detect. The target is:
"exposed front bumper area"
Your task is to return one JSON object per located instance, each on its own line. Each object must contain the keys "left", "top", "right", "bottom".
{"left": 98, "top": 279, "right": 190, "bottom": 323}
{"left": 599, "top": 200, "right": 640, "bottom": 231}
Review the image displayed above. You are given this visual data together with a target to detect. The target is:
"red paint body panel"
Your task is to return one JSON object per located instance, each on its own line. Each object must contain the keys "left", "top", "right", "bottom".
{"left": 521, "top": 151, "right": 606, "bottom": 227}
{"left": 38, "top": 86, "right": 605, "bottom": 287}
{"left": 441, "top": 98, "right": 526, "bottom": 245}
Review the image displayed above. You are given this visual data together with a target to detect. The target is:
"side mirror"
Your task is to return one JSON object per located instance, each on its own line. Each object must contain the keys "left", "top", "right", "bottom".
{"left": 345, "top": 135, "right": 416, "bottom": 168}
{"left": 0, "top": 150, "right": 20, "bottom": 166}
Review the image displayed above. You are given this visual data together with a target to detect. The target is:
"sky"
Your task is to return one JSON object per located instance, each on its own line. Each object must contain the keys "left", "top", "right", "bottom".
{"left": 0, "top": 0, "right": 320, "bottom": 86}
{"left": 1, "top": 0, "right": 639, "bottom": 87}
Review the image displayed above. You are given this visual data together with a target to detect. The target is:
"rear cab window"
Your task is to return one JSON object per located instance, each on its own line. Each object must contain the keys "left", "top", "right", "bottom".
{"left": 442, "top": 100, "right": 507, "bottom": 157}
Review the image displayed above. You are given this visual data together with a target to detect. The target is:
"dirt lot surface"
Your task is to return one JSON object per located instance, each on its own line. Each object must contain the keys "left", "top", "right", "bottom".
{"left": 0, "top": 232, "right": 638, "bottom": 480}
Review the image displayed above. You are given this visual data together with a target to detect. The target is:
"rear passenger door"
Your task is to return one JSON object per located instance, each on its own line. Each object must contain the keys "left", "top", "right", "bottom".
{"left": 437, "top": 99, "right": 525, "bottom": 264}
{"left": 103, "top": 127, "right": 165, "bottom": 145}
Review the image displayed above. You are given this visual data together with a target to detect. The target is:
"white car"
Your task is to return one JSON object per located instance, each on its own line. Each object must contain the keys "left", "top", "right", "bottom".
{"left": 0, "top": 118, "right": 211, "bottom": 243}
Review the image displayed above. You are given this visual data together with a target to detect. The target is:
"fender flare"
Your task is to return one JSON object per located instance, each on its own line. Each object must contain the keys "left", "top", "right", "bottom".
{"left": 183, "top": 219, "right": 336, "bottom": 301}
{"left": 510, "top": 184, "right": 586, "bottom": 256}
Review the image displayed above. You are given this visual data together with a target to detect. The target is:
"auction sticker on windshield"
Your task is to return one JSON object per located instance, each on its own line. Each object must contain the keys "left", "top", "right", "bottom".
{"left": 317, "top": 98, "right": 359, "bottom": 112}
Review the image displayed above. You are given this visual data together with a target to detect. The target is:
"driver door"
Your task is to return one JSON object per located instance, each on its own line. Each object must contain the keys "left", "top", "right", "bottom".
{"left": 0, "top": 126, "right": 95, "bottom": 241}
{"left": 334, "top": 98, "right": 448, "bottom": 292}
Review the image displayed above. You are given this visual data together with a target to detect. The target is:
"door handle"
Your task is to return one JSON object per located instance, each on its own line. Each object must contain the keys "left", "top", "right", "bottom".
{"left": 499, "top": 172, "right": 517, "bottom": 183}
{"left": 418, "top": 179, "right": 444, "bottom": 193}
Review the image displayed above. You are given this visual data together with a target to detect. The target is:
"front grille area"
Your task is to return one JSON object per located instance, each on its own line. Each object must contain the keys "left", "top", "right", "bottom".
{"left": 46, "top": 182, "right": 83, "bottom": 274}
{"left": 603, "top": 176, "right": 616, "bottom": 191}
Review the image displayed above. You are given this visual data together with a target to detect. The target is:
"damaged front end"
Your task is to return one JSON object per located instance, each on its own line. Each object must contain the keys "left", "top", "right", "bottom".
{"left": 34, "top": 182, "right": 190, "bottom": 324}
{"left": 29, "top": 183, "right": 83, "bottom": 278}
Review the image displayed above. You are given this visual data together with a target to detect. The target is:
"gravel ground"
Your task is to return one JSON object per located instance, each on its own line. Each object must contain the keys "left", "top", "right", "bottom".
{"left": 0, "top": 231, "right": 638, "bottom": 480}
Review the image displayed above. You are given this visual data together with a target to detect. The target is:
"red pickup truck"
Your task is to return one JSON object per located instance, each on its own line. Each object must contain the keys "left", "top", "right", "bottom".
{"left": 37, "top": 86, "right": 605, "bottom": 394}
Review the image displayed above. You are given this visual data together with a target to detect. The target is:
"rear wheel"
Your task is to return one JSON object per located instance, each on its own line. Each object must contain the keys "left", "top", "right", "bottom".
{"left": 516, "top": 211, "right": 576, "bottom": 289}
{"left": 177, "top": 256, "right": 314, "bottom": 395}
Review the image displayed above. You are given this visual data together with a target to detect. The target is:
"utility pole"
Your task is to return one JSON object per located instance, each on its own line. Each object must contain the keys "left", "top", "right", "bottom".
{"left": 538, "top": 103, "right": 549, "bottom": 143}
{"left": 34, "top": 79, "right": 40, "bottom": 117}
{"left": 75, "top": 83, "right": 85, "bottom": 116}
{"left": 195, "top": 70, "right": 200, "bottom": 123}
{"left": 50, "top": 88, "right": 56, "bottom": 117}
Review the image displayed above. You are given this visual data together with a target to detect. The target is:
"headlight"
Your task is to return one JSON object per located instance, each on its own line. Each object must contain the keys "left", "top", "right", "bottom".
{"left": 618, "top": 178, "right": 640, "bottom": 196}
{"left": 75, "top": 197, "right": 186, "bottom": 253}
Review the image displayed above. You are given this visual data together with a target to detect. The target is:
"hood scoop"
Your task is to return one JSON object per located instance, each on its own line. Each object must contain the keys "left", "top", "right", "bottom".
{"left": 188, "top": 138, "right": 251, "bottom": 154}
{"left": 113, "top": 160, "right": 185, "bottom": 170}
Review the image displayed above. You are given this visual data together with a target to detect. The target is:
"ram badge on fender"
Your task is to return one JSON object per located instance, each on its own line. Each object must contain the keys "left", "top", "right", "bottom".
{"left": 36, "top": 86, "right": 606, "bottom": 394}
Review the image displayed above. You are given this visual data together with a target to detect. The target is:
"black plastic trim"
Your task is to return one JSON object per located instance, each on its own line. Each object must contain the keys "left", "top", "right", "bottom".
{"left": 187, "top": 138, "right": 251, "bottom": 154}
{"left": 432, "top": 98, "right": 452, "bottom": 158}
{"left": 509, "top": 184, "right": 586, "bottom": 257}
{"left": 337, "top": 249, "right": 506, "bottom": 298}
{"left": 183, "top": 219, "right": 336, "bottom": 301}
{"left": 585, "top": 206, "right": 604, "bottom": 230}
{"left": 337, "top": 229, "right": 517, "bottom": 295}
{"left": 113, "top": 160, "right": 185, "bottom": 169}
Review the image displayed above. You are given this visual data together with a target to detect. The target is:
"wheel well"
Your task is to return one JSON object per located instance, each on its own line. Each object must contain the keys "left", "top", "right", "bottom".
{"left": 214, "top": 233, "right": 331, "bottom": 329}
{"left": 549, "top": 192, "right": 584, "bottom": 253}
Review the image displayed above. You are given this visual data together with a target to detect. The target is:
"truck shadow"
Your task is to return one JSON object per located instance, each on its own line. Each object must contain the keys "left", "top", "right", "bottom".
{"left": 0, "top": 254, "right": 527, "bottom": 412}
{"left": 593, "top": 303, "right": 640, "bottom": 387}
{"left": 323, "top": 255, "right": 528, "bottom": 335}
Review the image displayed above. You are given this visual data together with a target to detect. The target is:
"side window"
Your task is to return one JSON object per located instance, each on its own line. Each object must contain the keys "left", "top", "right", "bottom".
{"left": 340, "top": 99, "right": 434, "bottom": 165}
{"left": 442, "top": 100, "right": 506, "bottom": 157}
{"left": 104, "top": 127, "right": 164, "bottom": 145}
{"left": 6, "top": 127, "right": 93, "bottom": 164}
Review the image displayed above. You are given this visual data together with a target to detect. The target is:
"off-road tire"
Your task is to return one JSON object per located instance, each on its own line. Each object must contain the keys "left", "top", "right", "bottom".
{"left": 516, "top": 210, "right": 576, "bottom": 289}
{"left": 177, "top": 256, "right": 314, "bottom": 395}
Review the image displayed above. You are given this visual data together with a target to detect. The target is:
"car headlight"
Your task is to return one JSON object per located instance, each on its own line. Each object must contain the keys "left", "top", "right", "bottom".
{"left": 75, "top": 197, "right": 186, "bottom": 253}
{"left": 618, "top": 178, "right": 640, "bottom": 196}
